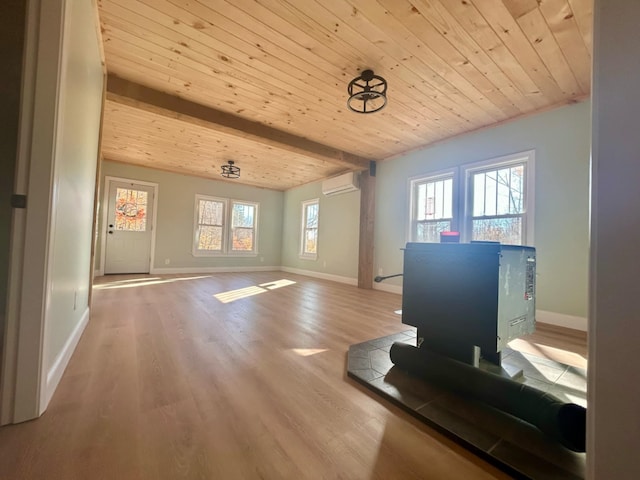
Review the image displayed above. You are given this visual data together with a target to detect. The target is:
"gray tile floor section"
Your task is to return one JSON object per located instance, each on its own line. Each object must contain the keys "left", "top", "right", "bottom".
{"left": 347, "top": 330, "right": 586, "bottom": 480}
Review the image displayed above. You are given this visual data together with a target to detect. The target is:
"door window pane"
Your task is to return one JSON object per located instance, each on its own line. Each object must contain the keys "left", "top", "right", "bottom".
{"left": 114, "top": 188, "right": 148, "bottom": 231}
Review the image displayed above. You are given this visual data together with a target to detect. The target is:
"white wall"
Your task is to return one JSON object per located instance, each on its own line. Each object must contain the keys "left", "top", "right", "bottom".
{"left": 277, "top": 103, "right": 591, "bottom": 329}
{"left": 589, "top": 0, "right": 640, "bottom": 477}
{"left": 281, "top": 180, "right": 361, "bottom": 282}
{"left": 374, "top": 101, "right": 591, "bottom": 328}
{"left": 43, "top": 0, "right": 104, "bottom": 380}
{"left": 98, "top": 161, "right": 284, "bottom": 273}
{"left": 3, "top": 0, "right": 103, "bottom": 423}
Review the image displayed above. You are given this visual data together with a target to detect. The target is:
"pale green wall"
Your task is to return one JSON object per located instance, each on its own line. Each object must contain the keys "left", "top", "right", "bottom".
{"left": 281, "top": 181, "right": 360, "bottom": 279}
{"left": 100, "top": 102, "right": 590, "bottom": 321}
{"left": 98, "top": 161, "right": 283, "bottom": 270}
{"left": 375, "top": 100, "right": 591, "bottom": 318}
{"left": 45, "top": 0, "right": 104, "bottom": 369}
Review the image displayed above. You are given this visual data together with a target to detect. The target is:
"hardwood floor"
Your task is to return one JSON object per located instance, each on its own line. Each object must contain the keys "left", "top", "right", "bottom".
{"left": 0, "top": 272, "right": 586, "bottom": 479}
{"left": 512, "top": 323, "right": 588, "bottom": 370}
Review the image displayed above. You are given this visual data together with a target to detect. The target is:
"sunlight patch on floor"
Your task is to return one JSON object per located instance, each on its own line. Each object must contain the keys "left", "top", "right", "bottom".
{"left": 508, "top": 338, "right": 587, "bottom": 370}
{"left": 94, "top": 275, "right": 211, "bottom": 289}
{"left": 214, "top": 279, "right": 296, "bottom": 303}
{"left": 259, "top": 279, "right": 296, "bottom": 290}
{"left": 291, "top": 348, "right": 328, "bottom": 357}
{"left": 214, "top": 285, "right": 266, "bottom": 303}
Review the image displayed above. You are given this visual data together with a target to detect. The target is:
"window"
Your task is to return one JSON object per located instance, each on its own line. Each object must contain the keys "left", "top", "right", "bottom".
{"left": 467, "top": 162, "right": 526, "bottom": 245}
{"left": 301, "top": 199, "right": 319, "bottom": 259}
{"left": 114, "top": 187, "right": 148, "bottom": 231}
{"left": 409, "top": 171, "right": 456, "bottom": 243}
{"left": 193, "top": 195, "right": 259, "bottom": 256}
{"left": 230, "top": 201, "right": 258, "bottom": 253}
{"left": 195, "top": 196, "right": 226, "bottom": 253}
{"left": 409, "top": 151, "right": 534, "bottom": 246}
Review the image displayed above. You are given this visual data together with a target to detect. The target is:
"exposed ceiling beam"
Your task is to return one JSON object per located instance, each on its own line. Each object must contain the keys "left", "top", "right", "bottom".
{"left": 106, "top": 75, "right": 371, "bottom": 170}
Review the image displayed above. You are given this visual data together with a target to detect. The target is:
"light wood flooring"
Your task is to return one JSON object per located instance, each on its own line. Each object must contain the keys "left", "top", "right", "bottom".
{"left": 0, "top": 272, "right": 587, "bottom": 479}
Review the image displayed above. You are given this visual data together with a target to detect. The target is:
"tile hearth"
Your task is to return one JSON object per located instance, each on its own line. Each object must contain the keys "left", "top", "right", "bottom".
{"left": 347, "top": 331, "right": 586, "bottom": 480}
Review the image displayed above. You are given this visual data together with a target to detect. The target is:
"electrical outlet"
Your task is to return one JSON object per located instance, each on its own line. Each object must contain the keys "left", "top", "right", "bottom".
{"left": 165, "top": 258, "right": 170, "bottom": 265}
{"left": 260, "top": 256, "right": 264, "bottom": 262}
{"left": 323, "top": 260, "right": 327, "bottom": 268}
{"left": 378, "top": 268, "right": 383, "bottom": 276}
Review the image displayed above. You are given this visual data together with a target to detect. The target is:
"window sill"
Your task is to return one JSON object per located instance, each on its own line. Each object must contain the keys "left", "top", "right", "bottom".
{"left": 299, "top": 254, "right": 318, "bottom": 261}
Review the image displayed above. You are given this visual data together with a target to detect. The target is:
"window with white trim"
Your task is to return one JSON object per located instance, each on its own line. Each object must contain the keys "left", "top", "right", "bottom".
{"left": 466, "top": 161, "right": 527, "bottom": 245}
{"left": 193, "top": 195, "right": 259, "bottom": 256}
{"left": 194, "top": 195, "right": 226, "bottom": 253}
{"left": 230, "top": 201, "right": 258, "bottom": 253}
{"left": 409, "top": 151, "right": 534, "bottom": 246}
{"left": 409, "top": 171, "right": 456, "bottom": 243}
{"left": 300, "top": 199, "right": 319, "bottom": 259}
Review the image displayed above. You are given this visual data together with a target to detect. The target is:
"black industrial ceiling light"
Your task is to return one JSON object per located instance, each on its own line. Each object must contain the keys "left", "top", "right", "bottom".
{"left": 347, "top": 69, "right": 388, "bottom": 114}
{"left": 221, "top": 160, "right": 240, "bottom": 179}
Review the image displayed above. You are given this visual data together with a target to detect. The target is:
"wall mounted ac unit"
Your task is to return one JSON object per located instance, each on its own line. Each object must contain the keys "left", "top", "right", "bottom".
{"left": 322, "top": 172, "right": 360, "bottom": 196}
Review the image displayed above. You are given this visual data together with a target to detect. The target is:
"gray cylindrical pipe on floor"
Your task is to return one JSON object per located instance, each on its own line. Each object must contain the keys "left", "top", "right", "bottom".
{"left": 389, "top": 342, "right": 586, "bottom": 452}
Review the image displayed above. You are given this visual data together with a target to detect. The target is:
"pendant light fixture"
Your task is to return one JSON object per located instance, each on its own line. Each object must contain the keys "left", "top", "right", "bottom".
{"left": 221, "top": 160, "right": 240, "bottom": 179}
{"left": 347, "top": 69, "right": 388, "bottom": 114}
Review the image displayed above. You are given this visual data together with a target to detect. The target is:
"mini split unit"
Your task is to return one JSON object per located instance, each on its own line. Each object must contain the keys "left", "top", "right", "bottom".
{"left": 321, "top": 172, "right": 360, "bottom": 196}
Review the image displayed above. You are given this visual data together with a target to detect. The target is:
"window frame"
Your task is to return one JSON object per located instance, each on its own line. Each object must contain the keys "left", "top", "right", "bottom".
{"left": 300, "top": 198, "right": 320, "bottom": 260}
{"left": 228, "top": 199, "right": 259, "bottom": 255}
{"left": 407, "top": 150, "right": 535, "bottom": 246}
{"left": 193, "top": 194, "right": 227, "bottom": 256}
{"left": 462, "top": 150, "right": 535, "bottom": 245}
{"left": 407, "top": 168, "right": 458, "bottom": 243}
{"left": 192, "top": 194, "right": 259, "bottom": 257}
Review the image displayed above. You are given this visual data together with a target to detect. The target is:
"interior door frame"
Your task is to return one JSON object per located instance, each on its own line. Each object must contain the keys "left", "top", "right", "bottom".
{"left": 98, "top": 176, "right": 159, "bottom": 276}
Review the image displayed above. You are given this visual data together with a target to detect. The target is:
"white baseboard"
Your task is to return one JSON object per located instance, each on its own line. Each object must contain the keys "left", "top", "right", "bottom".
{"left": 149, "top": 265, "right": 280, "bottom": 274}
{"left": 536, "top": 309, "right": 587, "bottom": 332}
{"left": 280, "top": 266, "right": 357, "bottom": 286}
{"left": 42, "top": 306, "right": 90, "bottom": 413}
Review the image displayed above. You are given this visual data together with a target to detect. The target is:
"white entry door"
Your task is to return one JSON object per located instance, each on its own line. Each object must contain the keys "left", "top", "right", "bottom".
{"left": 104, "top": 180, "right": 155, "bottom": 274}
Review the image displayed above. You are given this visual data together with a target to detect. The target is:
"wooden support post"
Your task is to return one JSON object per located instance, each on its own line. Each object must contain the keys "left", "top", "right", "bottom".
{"left": 358, "top": 163, "right": 376, "bottom": 289}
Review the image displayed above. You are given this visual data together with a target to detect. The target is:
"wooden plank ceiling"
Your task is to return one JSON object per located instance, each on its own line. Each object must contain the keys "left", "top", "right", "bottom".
{"left": 98, "top": 0, "right": 592, "bottom": 191}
